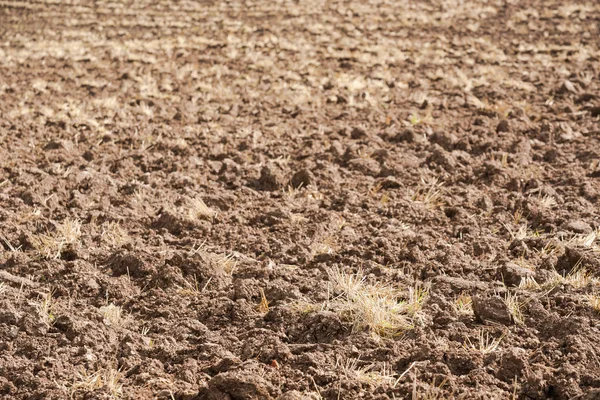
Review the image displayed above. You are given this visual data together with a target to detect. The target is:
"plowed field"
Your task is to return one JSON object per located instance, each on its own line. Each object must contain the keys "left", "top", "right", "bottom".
{"left": 1, "top": 0, "right": 600, "bottom": 399}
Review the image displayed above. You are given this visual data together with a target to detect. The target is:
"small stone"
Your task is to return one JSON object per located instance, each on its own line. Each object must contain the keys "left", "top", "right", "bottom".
{"left": 207, "top": 160, "right": 223, "bottom": 174}
{"left": 472, "top": 240, "right": 492, "bottom": 257}
{"left": 258, "top": 164, "right": 286, "bottom": 191}
{"left": 278, "top": 391, "right": 317, "bottom": 400}
{"left": 563, "top": 220, "right": 593, "bottom": 234}
{"left": 558, "top": 80, "right": 577, "bottom": 94}
{"left": 501, "top": 263, "right": 535, "bottom": 286}
{"left": 83, "top": 349, "right": 97, "bottom": 363}
{"left": 543, "top": 148, "right": 559, "bottom": 162}
{"left": 86, "top": 278, "right": 100, "bottom": 290}
{"left": 393, "top": 128, "right": 424, "bottom": 143}
{"left": 347, "top": 158, "right": 381, "bottom": 176}
{"left": 350, "top": 126, "right": 367, "bottom": 139}
{"left": 429, "top": 131, "right": 456, "bottom": 150}
{"left": 152, "top": 211, "right": 184, "bottom": 234}
{"left": 371, "top": 148, "right": 389, "bottom": 162}
{"left": 175, "top": 358, "right": 198, "bottom": 384}
{"left": 19, "top": 190, "right": 36, "bottom": 205}
{"left": 82, "top": 150, "right": 94, "bottom": 161}
{"left": 475, "top": 195, "right": 493, "bottom": 211}
{"left": 378, "top": 177, "right": 401, "bottom": 189}
{"left": 497, "top": 347, "right": 529, "bottom": 382}
{"left": 427, "top": 144, "right": 456, "bottom": 170}
{"left": 106, "top": 252, "right": 149, "bottom": 278}
{"left": 43, "top": 140, "right": 64, "bottom": 150}
{"left": 252, "top": 210, "right": 291, "bottom": 227}
{"left": 203, "top": 370, "right": 275, "bottom": 399}
{"left": 221, "top": 158, "right": 240, "bottom": 173}
{"left": 496, "top": 119, "right": 510, "bottom": 133}
{"left": 472, "top": 295, "right": 512, "bottom": 325}
{"left": 473, "top": 117, "right": 486, "bottom": 126}
{"left": 290, "top": 169, "right": 313, "bottom": 189}
{"left": 8, "top": 325, "right": 19, "bottom": 339}
{"left": 0, "top": 309, "right": 21, "bottom": 326}
{"left": 576, "top": 93, "right": 596, "bottom": 103}
{"left": 431, "top": 275, "right": 488, "bottom": 293}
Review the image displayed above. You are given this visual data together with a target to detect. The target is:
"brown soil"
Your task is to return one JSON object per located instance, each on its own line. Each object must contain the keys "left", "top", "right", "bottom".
{"left": 1, "top": 0, "right": 600, "bottom": 399}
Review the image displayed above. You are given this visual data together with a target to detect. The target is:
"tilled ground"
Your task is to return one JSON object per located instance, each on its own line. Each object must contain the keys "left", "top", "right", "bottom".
{"left": 1, "top": 0, "right": 600, "bottom": 399}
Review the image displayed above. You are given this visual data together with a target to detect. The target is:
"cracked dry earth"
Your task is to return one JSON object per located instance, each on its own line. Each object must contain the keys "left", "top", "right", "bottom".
{"left": 1, "top": 0, "right": 600, "bottom": 399}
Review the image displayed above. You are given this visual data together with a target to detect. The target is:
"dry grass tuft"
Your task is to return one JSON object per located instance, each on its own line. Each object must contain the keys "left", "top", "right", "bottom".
{"left": 536, "top": 194, "right": 557, "bottom": 209}
{"left": 406, "top": 284, "right": 429, "bottom": 316}
{"left": 567, "top": 229, "right": 600, "bottom": 250}
{"left": 30, "top": 218, "right": 82, "bottom": 259}
{"left": 29, "top": 233, "right": 62, "bottom": 260}
{"left": 257, "top": 288, "right": 270, "bottom": 313}
{"left": 56, "top": 218, "right": 82, "bottom": 243}
{"left": 217, "top": 253, "right": 237, "bottom": 275}
{"left": 36, "top": 292, "right": 56, "bottom": 326}
{"left": 1, "top": 235, "right": 21, "bottom": 252}
{"left": 565, "top": 264, "right": 595, "bottom": 288}
{"left": 287, "top": 299, "right": 321, "bottom": 314}
{"left": 513, "top": 209, "right": 524, "bottom": 225}
{"left": 72, "top": 367, "right": 123, "bottom": 398}
{"left": 522, "top": 257, "right": 599, "bottom": 290}
{"left": 336, "top": 356, "right": 396, "bottom": 386}
{"left": 101, "top": 222, "right": 131, "bottom": 247}
{"left": 177, "top": 274, "right": 208, "bottom": 296}
{"left": 310, "top": 235, "right": 338, "bottom": 256}
{"left": 324, "top": 267, "right": 421, "bottom": 337}
{"left": 540, "top": 239, "right": 560, "bottom": 257}
{"left": 407, "top": 107, "right": 433, "bottom": 126}
{"left": 410, "top": 376, "right": 450, "bottom": 400}
{"left": 187, "top": 197, "right": 218, "bottom": 222}
{"left": 504, "top": 292, "right": 524, "bottom": 325}
{"left": 310, "top": 219, "right": 346, "bottom": 256}
{"left": 518, "top": 276, "right": 541, "bottom": 291}
{"left": 464, "top": 329, "right": 503, "bottom": 354}
{"left": 589, "top": 294, "right": 600, "bottom": 312}
{"left": 410, "top": 177, "right": 443, "bottom": 209}
{"left": 140, "top": 326, "right": 154, "bottom": 348}
{"left": 99, "top": 303, "right": 124, "bottom": 328}
{"left": 191, "top": 241, "right": 237, "bottom": 276}
{"left": 327, "top": 267, "right": 366, "bottom": 298}
{"left": 351, "top": 293, "right": 410, "bottom": 337}
{"left": 453, "top": 293, "right": 473, "bottom": 316}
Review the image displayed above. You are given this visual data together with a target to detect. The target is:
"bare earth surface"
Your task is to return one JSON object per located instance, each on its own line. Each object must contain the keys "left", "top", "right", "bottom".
{"left": 1, "top": 0, "right": 600, "bottom": 399}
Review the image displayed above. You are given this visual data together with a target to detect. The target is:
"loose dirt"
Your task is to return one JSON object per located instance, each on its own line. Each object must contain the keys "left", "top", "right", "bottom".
{"left": 1, "top": 0, "right": 600, "bottom": 399}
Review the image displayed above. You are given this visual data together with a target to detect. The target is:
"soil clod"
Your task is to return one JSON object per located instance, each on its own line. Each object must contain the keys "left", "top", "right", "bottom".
{"left": 496, "top": 119, "right": 510, "bottom": 133}
{"left": 472, "top": 295, "right": 513, "bottom": 325}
